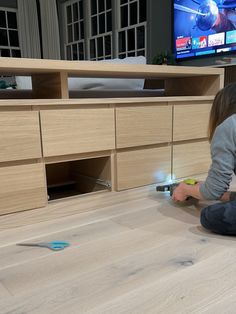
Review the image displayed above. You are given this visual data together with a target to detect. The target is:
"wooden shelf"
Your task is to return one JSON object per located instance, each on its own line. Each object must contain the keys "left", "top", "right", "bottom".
{"left": 0, "top": 58, "right": 224, "bottom": 214}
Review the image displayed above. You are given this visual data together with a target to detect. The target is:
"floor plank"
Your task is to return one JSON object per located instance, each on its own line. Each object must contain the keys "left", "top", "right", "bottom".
{"left": 1, "top": 177, "right": 235, "bottom": 314}
{"left": 86, "top": 249, "right": 236, "bottom": 314}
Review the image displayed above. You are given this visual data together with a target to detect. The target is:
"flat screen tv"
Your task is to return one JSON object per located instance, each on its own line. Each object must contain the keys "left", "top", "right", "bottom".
{"left": 173, "top": 0, "right": 236, "bottom": 61}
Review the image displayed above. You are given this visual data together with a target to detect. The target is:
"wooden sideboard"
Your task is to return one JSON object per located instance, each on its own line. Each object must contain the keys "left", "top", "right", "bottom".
{"left": 0, "top": 58, "right": 224, "bottom": 215}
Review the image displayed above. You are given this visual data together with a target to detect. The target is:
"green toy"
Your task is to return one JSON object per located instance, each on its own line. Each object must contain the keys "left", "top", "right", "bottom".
{"left": 156, "top": 178, "right": 198, "bottom": 196}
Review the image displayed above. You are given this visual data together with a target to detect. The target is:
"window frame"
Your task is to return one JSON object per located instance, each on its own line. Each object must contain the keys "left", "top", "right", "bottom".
{"left": 0, "top": 6, "right": 21, "bottom": 58}
{"left": 59, "top": 0, "right": 146, "bottom": 60}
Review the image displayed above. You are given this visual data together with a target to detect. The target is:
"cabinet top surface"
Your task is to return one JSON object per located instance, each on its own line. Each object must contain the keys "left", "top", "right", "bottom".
{"left": 0, "top": 96, "right": 214, "bottom": 108}
{"left": 0, "top": 58, "right": 224, "bottom": 78}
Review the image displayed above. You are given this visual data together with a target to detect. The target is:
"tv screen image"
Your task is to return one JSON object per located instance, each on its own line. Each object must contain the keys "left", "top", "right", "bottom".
{"left": 173, "top": 0, "right": 236, "bottom": 60}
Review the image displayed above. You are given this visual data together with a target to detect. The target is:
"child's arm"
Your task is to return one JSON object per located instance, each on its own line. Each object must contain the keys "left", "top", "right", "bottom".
{"left": 172, "top": 183, "right": 236, "bottom": 202}
{"left": 172, "top": 182, "right": 204, "bottom": 202}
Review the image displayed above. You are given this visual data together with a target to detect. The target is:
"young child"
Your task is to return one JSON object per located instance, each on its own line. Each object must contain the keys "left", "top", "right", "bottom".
{"left": 172, "top": 82, "right": 236, "bottom": 235}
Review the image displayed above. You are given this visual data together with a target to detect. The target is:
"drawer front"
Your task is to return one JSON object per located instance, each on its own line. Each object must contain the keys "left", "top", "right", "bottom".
{"left": 0, "top": 163, "right": 47, "bottom": 215}
{"left": 116, "top": 106, "right": 172, "bottom": 148}
{"left": 40, "top": 109, "right": 115, "bottom": 157}
{"left": 173, "top": 141, "right": 211, "bottom": 179}
{"left": 173, "top": 103, "right": 212, "bottom": 141}
{"left": 0, "top": 111, "right": 42, "bottom": 162}
{"left": 116, "top": 146, "right": 171, "bottom": 190}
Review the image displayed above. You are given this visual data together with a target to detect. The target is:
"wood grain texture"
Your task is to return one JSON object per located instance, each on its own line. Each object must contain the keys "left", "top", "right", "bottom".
{"left": 1, "top": 179, "right": 236, "bottom": 313}
{"left": 0, "top": 96, "right": 215, "bottom": 107}
{"left": 32, "top": 72, "right": 68, "bottom": 99}
{"left": 40, "top": 108, "right": 115, "bottom": 157}
{"left": 173, "top": 141, "right": 211, "bottom": 179}
{"left": 0, "top": 57, "right": 223, "bottom": 78}
{"left": 0, "top": 111, "right": 42, "bottom": 162}
{"left": 116, "top": 146, "right": 171, "bottom": 190}
{"left": 165, "top": 74, "right": 224, "bottom": 96}
{"left": 116, "top": 105, "right": 172, "bottom": 148}
{"left": 0, "top": 163, "right": 47, "bottom": 215}
{"left": 173, "top": 103, "right": 212, "bottom": 141}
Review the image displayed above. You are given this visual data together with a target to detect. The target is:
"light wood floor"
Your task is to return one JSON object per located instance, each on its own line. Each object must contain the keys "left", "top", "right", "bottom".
{"left": 1, "top": 178, "right": 236, "bottom": 314}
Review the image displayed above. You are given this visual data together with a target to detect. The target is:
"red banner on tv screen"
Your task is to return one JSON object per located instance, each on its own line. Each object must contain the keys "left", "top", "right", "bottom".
{"left": 176, "top": 37, "right": 191, "bottom": 51}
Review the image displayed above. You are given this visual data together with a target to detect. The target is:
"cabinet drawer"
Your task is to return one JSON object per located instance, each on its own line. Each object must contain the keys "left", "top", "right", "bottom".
{"left": 0, "top": 111, "right": 42, "bottom": 162}
{"left": 173, "top": 103, "right": 212, "bottom": 141}
{"left": 0, "top": 163, "right": 47, "bottom": 215}
{"left": 116, "top": 105, "right": 172, "bottom": 148}
{"left": 173, "top": 141, "right": 211, "bottom": 179}
{"left": 40, "top": 109, "right": 115, "bottom": 157}
{"left": 116, "top": 146, "right": 171, "bottom": 190}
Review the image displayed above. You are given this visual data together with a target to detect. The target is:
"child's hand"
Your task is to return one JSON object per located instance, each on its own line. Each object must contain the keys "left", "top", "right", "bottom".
{"left": 172, "top": 182, "right": 189, "bottom": 202}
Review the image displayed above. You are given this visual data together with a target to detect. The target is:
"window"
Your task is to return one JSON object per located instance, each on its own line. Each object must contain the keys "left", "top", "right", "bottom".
{"left": 89, "top": 0, "right": 112, "bottom": 60}
{"left": 118, "top": 0, "right": 146, "bottom": 58}
{"left": 61, "top": 0, "right": 146, "bottom": 60}
{"left": 64, "top": 0, "right": 85, "bottom": 60}
{"left": 0, "top": 8, "right": 21, "bottom": 58}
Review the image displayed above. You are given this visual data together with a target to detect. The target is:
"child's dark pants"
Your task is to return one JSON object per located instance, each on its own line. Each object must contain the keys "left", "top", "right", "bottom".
{"left": 201, "top": 200, "right": 236, "bottom": 235}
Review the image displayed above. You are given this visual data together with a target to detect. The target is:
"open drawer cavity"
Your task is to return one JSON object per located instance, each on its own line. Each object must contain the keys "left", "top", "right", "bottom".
{"left": 46, "top": 157, "right": 111, "bottom": 201}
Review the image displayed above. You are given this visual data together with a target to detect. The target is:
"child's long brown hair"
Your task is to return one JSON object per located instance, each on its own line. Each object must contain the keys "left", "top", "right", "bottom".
{"left": 208, "top": 82, "right": 236, "bottom": 141}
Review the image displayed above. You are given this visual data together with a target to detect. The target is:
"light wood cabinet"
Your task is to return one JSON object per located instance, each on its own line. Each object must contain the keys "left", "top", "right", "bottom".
{"left": 173, "top": 141, "right": 211, "bottom": 179}
{"left": 0, "top": 111, "right": 41, "bottom": 162}
{"left": 173, "top": 103, "right": 212, "bottom": 141}
{"left": 116, "top": 105, "right": 172, "bottom": 148}
{"left": 0, "top": 163, "right": 47, "bottom": 215}
{"left": 116, "top": 146, "right": 171, "bottom": 190}
{"left": 0, "top": 58, "right": 223, "bottom": 214}
{"left": 40, "top": 108, "right": 115, "bottom": 157}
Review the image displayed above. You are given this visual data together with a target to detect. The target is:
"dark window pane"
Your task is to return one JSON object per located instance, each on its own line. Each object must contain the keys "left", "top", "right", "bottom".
{"left": 98, "top": 0, "right": 105, "bottom": 12}
{"left": 7, "top": 11, "right": 17, "bottom": 29}
{"left": 128, "top": 28, "right": 135, "bottom": 51}
{"left": 119, "top": 31, "right": 126, "bottom": 53}
{"left": 121, "top": 5, "right": 128, "bottom": 28}
{"left": 121, "top": 0, "right": 128, "bottom": 4}
{"left": 80, "top": 21, "right": 84, "bottom": 39}
{"left": 74, "top": 23, "right": 79, "bottom": 41}
{"left": 137, "top": 25, "right": 145, "bottom": 49}
{"left": 105, "top": 56, "right": 111, "bottom": 59}
{"left": 0, "top": 48, "right": 10, "bottom": 57}
{"left": 128, "top": 51, "right": 135, "bottom": 56}
{"left": 12, "top": 49, "right": 21, "bottom": 57}
{"left": 92, "top": 16, "right": 97, "bottom": 36}
{"left": 0, "top": 11, "right": 6, "bottom": 28}
{"left": 97, "top": 37, "right": 103, "bottom": 57}
{"left": 90, "top": 39, "right": 96, "bottom": 58}
{"left": 0, "top": 29, "right": 8, "bottom": 46}
{"left": 66, "top": 45, "right": 72, "bottom": 60}
{"left": 119, "top": 53, "right": 126, "bottom": 59}
{"left": 9, "top": 30, "right": 19, "bottom": 46}
{"left": 67, "top": 5, "right": 72, "bottom": 23}
{"left": 78, "top": 42, "right": 84, "bottom": 59}
{"left": 137, "top": 49, "right": 145, "bottom": 56}
{"left": 99, "top": 13, "right": 105, "bottom": 34}
{"left": 130, "top": 2, "right": 137, "bottom": 25}
{"left": 106, "top": 0, "right": 111, "bottom": 10}
{"left": 79, "top": 0, "right": 84, "bottom": 19}
{"left": 91, "top": 0, "right": 97, "bottom": 14}
{"left": 68, "top": 25, "right": 73, "bottom": 43}
{"left": 105, "top": 35, "right": 111, "bottom": 55}
{"left": 106, "top": 11, "right": 112, "bottom": 32}
{"left": 73, "top": 3, "right": 78, "bottom": 22}
{"left": 72, "top": 43, "right": 78, "bottom": 59}
{"left": 139, "top": 0, "right": 146, "bottom": 22}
